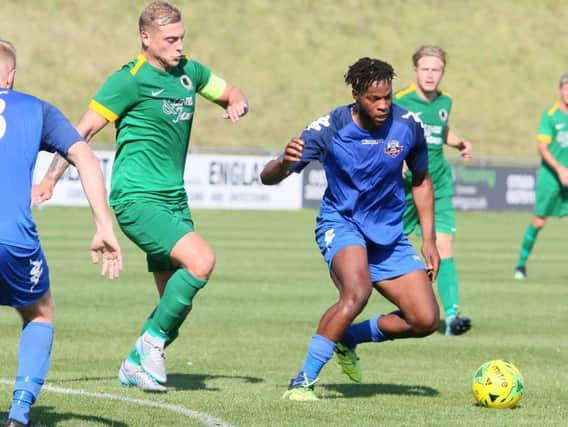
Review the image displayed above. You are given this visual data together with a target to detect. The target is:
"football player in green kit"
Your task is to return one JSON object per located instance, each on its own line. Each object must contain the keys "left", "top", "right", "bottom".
{"left": 514, "top": 73, "right": 568, "bottom": 280}
{"left": 394, "top": 45, "right": 472, "bottom": 336}
{"left": 33, "top": 1, "right": 248, "bottom": 391}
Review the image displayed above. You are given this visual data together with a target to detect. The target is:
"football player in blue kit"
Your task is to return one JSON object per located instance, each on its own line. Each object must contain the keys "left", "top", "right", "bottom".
{"left": 0, "top": 40, "right": 122, "bottom": 427}
{"left": 261, "top": 57, "right": 440, "bottom": 401}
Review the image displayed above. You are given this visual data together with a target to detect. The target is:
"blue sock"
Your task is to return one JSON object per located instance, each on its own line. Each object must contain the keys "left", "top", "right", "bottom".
{"left": 293, "top": 334, "right": 335, "bottom": 386}
{"left": 340, "top": 315, "right": 390, "bottom": 348}
{"left": 9, "top": 322, "right": 54, "bottom": 425}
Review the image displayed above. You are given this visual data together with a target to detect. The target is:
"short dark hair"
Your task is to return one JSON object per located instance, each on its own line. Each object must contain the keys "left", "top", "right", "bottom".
{"left": 344, "top": 57, "right": 395, "bottom": 93}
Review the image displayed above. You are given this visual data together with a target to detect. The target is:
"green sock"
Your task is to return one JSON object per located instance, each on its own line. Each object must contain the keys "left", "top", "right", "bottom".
{"left": 516, "top": 224, "right": 539, "bottom": 268}
{"left": 148, "top": 269, "right": 207, "bottom": 340}
{"left": 437, "top": 258, "right": 459, "bottom": 318}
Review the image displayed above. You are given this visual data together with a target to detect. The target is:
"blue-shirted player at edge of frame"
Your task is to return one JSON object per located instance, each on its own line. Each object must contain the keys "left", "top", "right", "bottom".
{"left": 0, "top": 39, "right": 122, "bottom": 427}
{"left": 261, "top": 57, "right": 441, "bottom": 401}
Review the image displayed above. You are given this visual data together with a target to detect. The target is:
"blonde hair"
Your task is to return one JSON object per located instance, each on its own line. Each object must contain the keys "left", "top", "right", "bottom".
{"left": 139, "top": 1, "right": 182, "bottom": 32}
{"left": 0, "top": 39, "right": 16, "bottom": 70}
{"left": 412, "top": 45, "right": 447, "bottom": 67}
{"left": 559, "top": 72, "right": 568, "bottom": 87}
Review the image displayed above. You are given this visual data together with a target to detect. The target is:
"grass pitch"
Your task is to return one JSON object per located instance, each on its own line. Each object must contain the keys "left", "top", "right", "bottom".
{"left": 1, "top": 208, "right": 567, "bottom": 426}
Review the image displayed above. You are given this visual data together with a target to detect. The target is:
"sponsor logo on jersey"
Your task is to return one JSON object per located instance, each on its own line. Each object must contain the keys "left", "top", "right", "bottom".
{"left": 361, "top": 138, "right": 384, "bottom": 145}
{"left": 162, "top": 98, "right": 194, "bottom": 123}
{"left": 384, "top": 140, "right": 404, "bottom": 158}
{"left": 439, "top": 108, "right": 448, "bottom": 121}
{"left": 151, "top": 89, "right": 165, "bottom": 97}
{"left": 29, "top": 259, "right": 43, "bottom": 290}
{"left": 557, "top": 131, "right": 568, "bottom": 147}
{"left": 555, "top": 123, "right": 565, "bottom": 130}
{"left": 424, "top": 124, "right": 444, "bottom": 145}
{"left": 180, "top": 75, "right": 193, "bottom": 90}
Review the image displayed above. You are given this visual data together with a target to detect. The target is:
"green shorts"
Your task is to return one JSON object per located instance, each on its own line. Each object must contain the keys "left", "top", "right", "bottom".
{"left": 114, "top": 199, "right": 194, "bottom": 272}
{"left": 403, "top": 196, "right": 456, "bottom": 237}
{"left": 534, "top": 171, "right": 568, "bottom": 217}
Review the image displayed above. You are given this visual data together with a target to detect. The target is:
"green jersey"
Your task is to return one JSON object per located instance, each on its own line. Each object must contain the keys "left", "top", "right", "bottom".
{"left": 394, "top": 83, "right": 453, "bottom": 198}
{"left": 537, "top": 101, "right": 568, "bottom": 178}
{"left": 91, "top": 54, "right": 226, "bottom": 206}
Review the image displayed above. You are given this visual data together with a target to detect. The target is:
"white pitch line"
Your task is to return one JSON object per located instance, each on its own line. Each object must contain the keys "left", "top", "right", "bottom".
{"left": 0, "top": 379, "right": 232, "bottom": 427}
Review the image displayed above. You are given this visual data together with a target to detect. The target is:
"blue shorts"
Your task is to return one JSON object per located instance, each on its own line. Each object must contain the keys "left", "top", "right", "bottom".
{"left": 0, "top": 243, "right": 50, "bottom": 308}
{"left": 315, "top": 214, "right": 425, "bottom": 282}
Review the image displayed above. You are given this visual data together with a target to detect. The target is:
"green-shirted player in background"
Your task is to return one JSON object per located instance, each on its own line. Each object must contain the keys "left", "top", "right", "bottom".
{"left": 514, "top": 73, "right": 568, "bottom": 280}
{"left": 33, "top": 0, "right": 248, "bottom": 392}
{"left": 394, "top": 45, "right": 472, "bottom": 336}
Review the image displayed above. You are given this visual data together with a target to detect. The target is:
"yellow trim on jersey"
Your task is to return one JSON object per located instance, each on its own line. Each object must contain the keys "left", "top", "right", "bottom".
{"left": 395, "top": 83, "right": 416, "bottom": 99}
{"left": 89, "top": 99, "right": 118, "bottom": 122}
{"left": 130, "top": 54, "right": 146, "bottom": 76}
{"left": 537, "top": 134, "right": 552, "bottom": 144}
{"left": 547, "top": 101, "right": 560, "bottom": 116}
{"left": 199, "top": 74, "right": 227, "bottom": 101}
{"left": 395, "top": 82, "right": 451, "bottom": 99}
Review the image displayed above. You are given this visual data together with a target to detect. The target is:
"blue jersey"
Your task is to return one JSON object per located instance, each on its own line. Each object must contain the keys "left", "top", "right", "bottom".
{"left": 0, "top": 89, "right": 82, "bottom": 249}
{"left": 292, "top": 103, "right": 428, "bottom": 246}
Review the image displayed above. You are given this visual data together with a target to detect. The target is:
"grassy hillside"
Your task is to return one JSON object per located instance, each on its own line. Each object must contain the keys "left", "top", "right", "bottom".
{"left": 3, "top": 0, "right": 568, "bottom": 159}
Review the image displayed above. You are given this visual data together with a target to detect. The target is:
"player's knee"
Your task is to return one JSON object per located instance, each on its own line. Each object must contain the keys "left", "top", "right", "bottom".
{"left": 184, "top": 250, "right": 216, "bottom": 280}
{"left": 403, "top": 303, "right": 439, "bottom": 337}
{"left": 532, "top": 216, "right": 546, "bottom": 229}
{"left": 339, "top": 286, "right": 372, "bottom": 315}
{"left": 411, "top": 311, "right": 439, "bottom": 337}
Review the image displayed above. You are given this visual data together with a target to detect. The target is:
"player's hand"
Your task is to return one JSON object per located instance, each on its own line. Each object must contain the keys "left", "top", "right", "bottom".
{"left": 90, "top": 229, "right": 123, "bottom": 280}
{"left": 421, "top": 240, "right": 440, "bottom": 282}
{"left": 282, "top": 138, "right": 304, "bottom": 167}
{"left": 31, "top": 179, "right": 55, "bottom": 206}
{"left": 223, "top": 100, "right": 248, "bottom": 122}
{"left": 557, "top": 166, "right": 568, "bottom": 187}
{"left": 457, "top": 140, "right": 473, "bottom": 161}
{"left": 402, "top": 161, "right": 409, "bottom": 178}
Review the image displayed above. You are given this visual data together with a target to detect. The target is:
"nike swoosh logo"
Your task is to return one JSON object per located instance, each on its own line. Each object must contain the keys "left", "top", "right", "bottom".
{"left": 151, "top": 89, "right": 165, "bottom": 97}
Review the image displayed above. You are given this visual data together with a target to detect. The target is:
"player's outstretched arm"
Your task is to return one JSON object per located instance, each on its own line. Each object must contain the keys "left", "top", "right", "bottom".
{"left": 411, "top": 170, "right": 440, "bottom": 280}
{"left": 31, "top": 109, "right": 109, "bottom": 205}
{"left": 260, "top": 138, "right": 304, "bottom": 185}
{"left": 67, "top": 140, "right": 122, "bottom": 280}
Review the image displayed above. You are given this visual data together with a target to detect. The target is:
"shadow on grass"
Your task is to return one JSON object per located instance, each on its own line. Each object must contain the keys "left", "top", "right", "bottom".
{"left": 322, "top": 382, "right": 439, "bottom": 399}
{"left": 2, "top": 406, "right": 127, "bottom": 426}
{"left": 56, "top": 372, "right": 264, "bottom": 392}
{"left": 167, "top": 372, "right": 264, "bottom": 391}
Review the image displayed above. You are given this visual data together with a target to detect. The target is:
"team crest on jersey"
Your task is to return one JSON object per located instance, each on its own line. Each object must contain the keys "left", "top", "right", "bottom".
{"left": 180, "top": 75, "right": 193, "bottom": 90}
{"left": 384, "top": 140, "right": 403, "bottom": 158}
{"left": 439, "top": 108, "right": 448, "bottom": 121}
